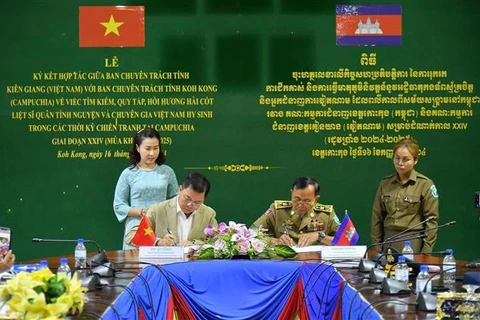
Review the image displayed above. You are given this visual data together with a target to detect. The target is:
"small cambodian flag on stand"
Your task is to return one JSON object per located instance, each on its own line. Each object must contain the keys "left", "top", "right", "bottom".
{"left": 332, "top": 211, "right": 359, "bottom": 246}
{"left": 336, "top": 4, "right": 402, "bottom": 46}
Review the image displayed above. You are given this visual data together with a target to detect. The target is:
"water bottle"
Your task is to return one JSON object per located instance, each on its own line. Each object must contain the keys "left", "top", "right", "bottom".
{"left": 57, "top": 257, "right": 71, "bottom": 279}
{"left": 402, "top": 241, "right": 414, "bottom": 261}
{"left": 416, "top": 265, "right": 431, "bottom": 293}
{"left": 74, "top": 238, "right": 87, "bottom": 270}
{"left": 39, "top": 260, "right": 49, "bottom": 270}
{"left": 395, "top": 255, "right": 409, "bottom": 283}
{"left": 443, "top": 248, "right": 456, "bottom": 286}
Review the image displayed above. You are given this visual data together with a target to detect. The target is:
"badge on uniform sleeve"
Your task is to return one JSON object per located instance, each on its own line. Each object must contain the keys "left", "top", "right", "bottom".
{"left": 333, "top": 214, "right": 341, "bottom": 225}
{"left": 430, "top": 185, "right": 439, "bottom": 198}
{"left": 264, "top": 208, "right": 273, "bottom": 216}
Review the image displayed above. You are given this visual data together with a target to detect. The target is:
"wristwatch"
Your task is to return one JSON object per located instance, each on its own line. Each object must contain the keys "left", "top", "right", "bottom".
{"left": 318, "top": 231, "right": 326, "bottom": 241}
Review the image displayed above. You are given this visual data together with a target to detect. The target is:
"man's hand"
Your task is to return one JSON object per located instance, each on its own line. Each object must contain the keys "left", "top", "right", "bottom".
{"left": 297, "top": 233, "right": 319, "bottom": 247}
{"left": 273, "top": 234, "right": 293, "bottom": 246}
{"left": 157, "top": 233, "right": 177, "bottom": 246}
{"left": 178, "top": 240, "right": 193, "bottom": 247}
{"left": 0, "top": 250, "right": 15, "bottom": 272}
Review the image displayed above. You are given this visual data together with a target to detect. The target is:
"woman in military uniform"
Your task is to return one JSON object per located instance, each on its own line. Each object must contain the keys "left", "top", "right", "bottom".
{"left": 251, "top": 176, "right": 341, "bottom": 247}
{"left": 371, "top": 138, "right": 439, "bottom": 254}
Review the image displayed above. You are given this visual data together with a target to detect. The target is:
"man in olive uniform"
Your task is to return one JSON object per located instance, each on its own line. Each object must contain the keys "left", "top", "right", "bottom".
{"left": 251, "top": 176, "right": 341, "bottom": 247}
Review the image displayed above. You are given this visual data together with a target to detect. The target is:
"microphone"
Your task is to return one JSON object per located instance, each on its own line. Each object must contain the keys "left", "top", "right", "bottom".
{"left": 359, "top": 234, "right": 427, "bottom": 273}
{"left": 380, "top": 250, "right": 450, "bottom": 295}
{"left": 82, "top": 274, "right": 102, "bottom": 292}
{"left": 421, "top": 220, "right": 456, "bottom": 234}
{"left": 359, "top": 219, "right": 456, "bottom": 273}
{"left": 91, "top": 262, "right": 115, "bottom": 277}
{"left": 466, "top": 260, "right": 480, "bottom": 268}
{"left": 381, "top": 216, "right": 434, "bottom": 249}
{"left": 369, "top": 247, "right": 448, "bottom": 284}
{"left": 416, "top": 264, "right": 460, "bottom": 311}
{"left": 416, "top": 258, "right": 480, "bottom": 311}
{"left": 32, "top": 237, "right": 109, "bottom": 267}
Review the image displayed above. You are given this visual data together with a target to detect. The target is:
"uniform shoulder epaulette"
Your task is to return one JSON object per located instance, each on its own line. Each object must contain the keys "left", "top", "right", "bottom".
{"left": 273, "top": 200, "right": 292, "bottom": 209}
{"left": 382, "top": 173, "right": 395, "bottom": 180}
{"left": 415, "top": 172, "right": 431, "bottom": 181}
{"left": 313, "top": 203, "right": 334, "bottom": 213}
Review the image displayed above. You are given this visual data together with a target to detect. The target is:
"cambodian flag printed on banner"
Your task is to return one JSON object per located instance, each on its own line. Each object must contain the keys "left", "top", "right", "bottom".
{"left": 336, "top": 4, "right": 402, "bottom": 46}
{"left": 332, "top": 213, "right": 359, "bottom": 246}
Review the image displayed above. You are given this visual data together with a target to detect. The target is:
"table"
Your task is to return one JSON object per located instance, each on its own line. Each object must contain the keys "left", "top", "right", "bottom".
{"left": 24, "top": 250, "right": 478, "bottom": 319}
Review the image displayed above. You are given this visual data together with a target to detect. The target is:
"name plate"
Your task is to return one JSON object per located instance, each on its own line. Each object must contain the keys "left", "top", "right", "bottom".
{"left": 321, "top": 245, "right": 366, "bottom": 267}
{"left": 138, "top": 246, "right": 185, "bottom": 267}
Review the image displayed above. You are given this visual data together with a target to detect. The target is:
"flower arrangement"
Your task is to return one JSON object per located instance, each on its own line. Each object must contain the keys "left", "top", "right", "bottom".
{"left": 0, "top": 268, "right": 87, "bottom": 319}
{"left": 197, "top": 221, "right": 297, "bottom": 260}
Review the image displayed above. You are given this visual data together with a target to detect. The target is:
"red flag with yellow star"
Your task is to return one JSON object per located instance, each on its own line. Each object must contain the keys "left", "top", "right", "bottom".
{"left": 131, "top": 215, "right": 156, "bottom": 246}
{"left": 79, "top": 6, "right": 145, "bottom": 47}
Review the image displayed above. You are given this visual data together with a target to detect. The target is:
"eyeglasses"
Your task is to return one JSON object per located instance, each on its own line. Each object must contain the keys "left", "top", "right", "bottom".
{"left": 393, "top": 155, "right": 413, "bottom": 164}
{"left": 183, "top": 194, "right": 203, "bottom": 207}
{"left": 292, "top": 197, "right": 316, "bottom": 205}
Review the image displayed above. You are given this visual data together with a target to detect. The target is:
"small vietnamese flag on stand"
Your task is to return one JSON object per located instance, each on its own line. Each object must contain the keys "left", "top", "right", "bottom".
{"left": 131, "top": 215, "right": 156, "bottom": 246}
{"left": 79, "top": 6, "right": 145, "bottom": 47}
{"left": 332, "top": 210, "right": 359, "bottom": 246}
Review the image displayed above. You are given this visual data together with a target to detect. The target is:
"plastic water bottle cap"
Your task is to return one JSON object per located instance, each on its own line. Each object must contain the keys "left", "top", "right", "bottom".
{"left": 77, "top": 238, "right": 84, "bottom": 244}
{"left": 404, "top": 241, "right": 411, "bottom": 246}
{"left": 420, "top": 265, "right": 428, "bottom": 272}
{"left": 446, "top": 248, "right": 453, "bottom": 255}
{"left": 40, "top": 260, "right": 48, "bottom": 266}
{"left": 60, "top": 257, "right": 68, "bottom": 264}
{"left": 398, "top": 256, "right": 406, "bottom": 263}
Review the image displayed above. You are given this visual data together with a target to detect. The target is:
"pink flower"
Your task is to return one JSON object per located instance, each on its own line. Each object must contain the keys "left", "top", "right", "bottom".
{"left": 244, "top": 228, "right": 257, "bottom": 240}
{"left": 217, "top": 222, "right": 228, "bottom": 235}
{"left": 250, "top": 238, "right": 265, "bottom": 254}
{"left": 214, "top": 238, "right": 225, "bottom": 250}
{"left": 237, "top": 240, "right": 251, "bottom": 254}
{"left": 204, "top": 224, "right": 214, "bottom": 237}
{"left": 228, "top": 221, "right": 246, "bottom": 233}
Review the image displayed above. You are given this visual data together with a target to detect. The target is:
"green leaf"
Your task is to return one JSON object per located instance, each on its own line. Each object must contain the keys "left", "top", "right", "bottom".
{"left": 273, "top": 245, "right": 298, "bottom": 258}
{"left": 254, "top": 251, "right": 272, "bottom": 259}
{"left": 197, "top": 247, "right": 214, "bottom": 260}
{"left": 33, "top": 285, "right": 45, "bottom": 295}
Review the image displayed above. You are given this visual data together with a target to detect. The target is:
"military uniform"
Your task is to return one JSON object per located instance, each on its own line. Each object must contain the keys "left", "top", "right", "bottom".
{"left": 252, "top": 200, "right": 341, "bottom": 244}
{"left": 371, "top": 169, "right": 439, "bottom": 254}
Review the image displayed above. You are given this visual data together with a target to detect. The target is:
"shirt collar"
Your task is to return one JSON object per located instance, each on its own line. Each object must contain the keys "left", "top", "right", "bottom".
{"left": 394, "top": 169, "right": 418, "bottom": 185}
{"left": 176, "top": 196, "right": 196, "bottom": 217}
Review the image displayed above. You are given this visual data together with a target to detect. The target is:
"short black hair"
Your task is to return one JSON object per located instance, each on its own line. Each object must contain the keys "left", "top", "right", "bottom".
{"left": 182, "top": 172, "right": 211, "bottom": 197}
{"left": 291, "top": 176, "right": 320, "bottom": 195}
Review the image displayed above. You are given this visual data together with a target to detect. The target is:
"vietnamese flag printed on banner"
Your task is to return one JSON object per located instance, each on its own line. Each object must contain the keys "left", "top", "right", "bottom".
{"left": 79, "top": 6, "right": 145, "bottom": 47}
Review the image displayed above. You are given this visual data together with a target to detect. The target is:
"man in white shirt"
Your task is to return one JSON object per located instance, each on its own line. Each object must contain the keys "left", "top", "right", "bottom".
{"left": 125, "top": 172, "right": 217, "bottom": 247}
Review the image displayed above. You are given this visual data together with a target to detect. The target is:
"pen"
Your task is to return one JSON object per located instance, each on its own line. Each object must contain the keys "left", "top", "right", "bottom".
{"left": 166, "top": 228, "right": 177, "bottom": 246}
{"left": 281, "top": 223, "right": 289, "bottom": 235}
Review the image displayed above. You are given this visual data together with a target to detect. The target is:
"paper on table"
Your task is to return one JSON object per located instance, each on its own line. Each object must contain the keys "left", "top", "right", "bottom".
{"left": 291, "top": 245, "right": 324, "bottom": 253}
